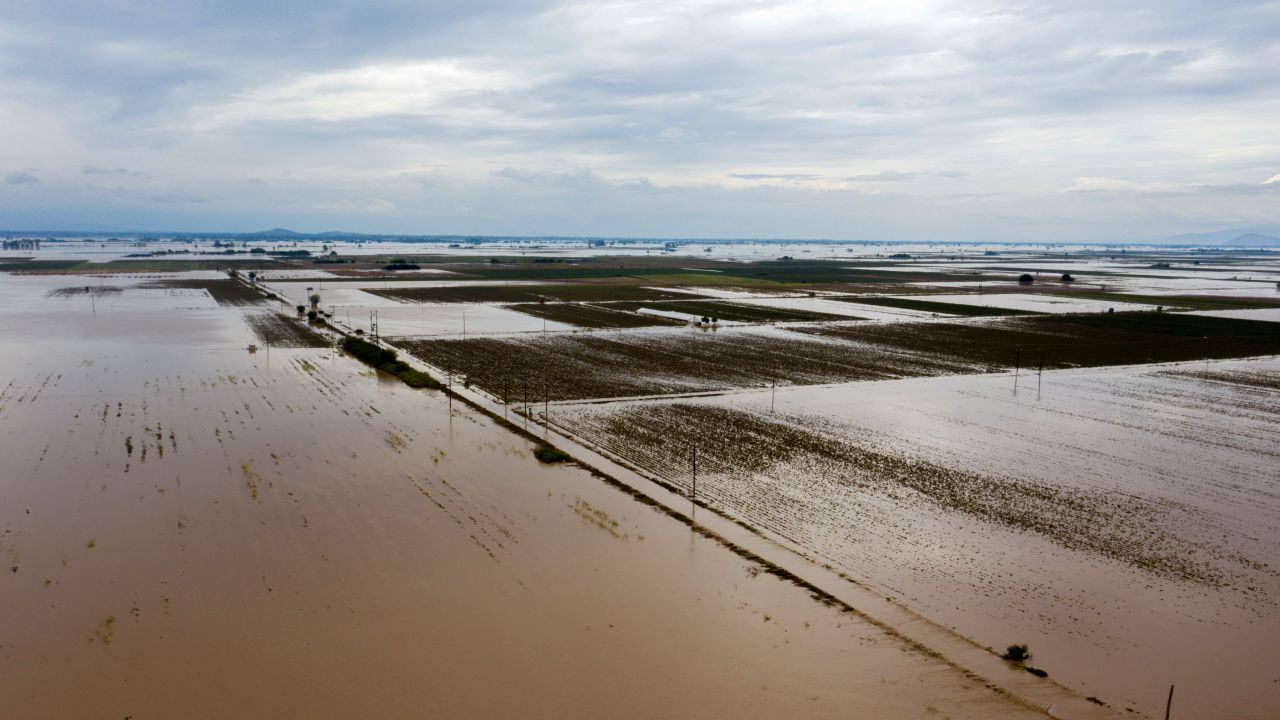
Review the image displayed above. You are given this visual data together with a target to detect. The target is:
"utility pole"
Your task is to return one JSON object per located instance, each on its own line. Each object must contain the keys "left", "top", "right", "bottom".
{"left": 1165, "top": 685, "right": 1174, "bottom": 720}
{"left": 692, "top": 447, "right": 698, "bottom": 504}
{"left": 771, "top": 378, "right": 777, "bottom": 413}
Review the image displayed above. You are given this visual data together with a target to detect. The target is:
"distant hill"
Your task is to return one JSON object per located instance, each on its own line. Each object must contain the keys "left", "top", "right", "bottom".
{"left": 1226, "top": 233, "right": 1280, "bottom": 247}
{"left": 1156, "top": 226, "right": 1280, "bottom": 246}
{"left": 246, "top": 228, "right": 371, "bottom": 239}
{"left": 247, "top": 227, "right": 305, "bottom": 238}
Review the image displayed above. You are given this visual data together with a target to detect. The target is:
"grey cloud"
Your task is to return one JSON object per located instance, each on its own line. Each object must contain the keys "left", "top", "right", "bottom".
{"left": 84, "top": 165, "right": 145, "bottom": 177}
{"left": 2, "top": 1, "right": 1279, "bottom": 238}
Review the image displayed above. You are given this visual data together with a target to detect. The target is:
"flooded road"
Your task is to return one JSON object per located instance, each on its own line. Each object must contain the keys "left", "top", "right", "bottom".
{"left": 0, "top": 273, "right": 1043, "bottom": 719}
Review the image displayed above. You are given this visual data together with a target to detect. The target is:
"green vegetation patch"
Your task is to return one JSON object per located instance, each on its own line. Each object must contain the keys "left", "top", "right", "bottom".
{"left": 341, "top": 336, "right": 440, "bottom": 388}
{"left": 0, "top": 260, "right": 83, "bottom": 272}
{"left": 533, "top": 443, "right": 572, "bottom": 463}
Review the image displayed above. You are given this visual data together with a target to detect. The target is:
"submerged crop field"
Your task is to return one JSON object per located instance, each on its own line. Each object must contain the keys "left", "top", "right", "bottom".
{"left": 242, "top": 311, "right": 332, "bottom": 348}
{"left": 1, "top": 265, "right": 1056, "bottom": 720}
{"left": 367, "top": 283, "right": 689, "bottom": 304}
{"left": 501, "top": 301, "right": 688, "bottom": 328}
{"left": 397, "top": 326, "right": 981, "bottom": 400}
{"left": 4, "top": 241, "right": 1278, "bottom": 720}
{"left": 549, "top": 360, "right": 1280, "bottom": 719}
{"left": 398, "top": 312, "right": 1280, "bottom": 401}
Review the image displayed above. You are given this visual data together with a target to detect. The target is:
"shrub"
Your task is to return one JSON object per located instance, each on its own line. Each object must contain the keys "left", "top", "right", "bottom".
{"left": 533, "top": 444, "right": 571, "bottom": 463}
{"left": 339, "top": 336, "right": 440, "bottom": 388}
{"left": 1003, "top": 644, "right": 1031, "bottom": 662}
{"left": 383, "top": 262, "right": 421, "bottom": 271}
{"left": 1018, "top": 274, "right": 1034, "bottom": 285}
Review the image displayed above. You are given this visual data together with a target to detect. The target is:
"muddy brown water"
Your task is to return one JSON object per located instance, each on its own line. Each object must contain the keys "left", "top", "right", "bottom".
{"left": 0, "top": 273, "right": 1042, "bottom": 719}
{"left": 552, "top": 362, "right": 1280, "bottom": 719}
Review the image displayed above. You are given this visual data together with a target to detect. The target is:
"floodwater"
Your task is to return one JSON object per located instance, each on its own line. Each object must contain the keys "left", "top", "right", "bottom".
{"left": 0, "top": 271, "right": 1043, "bottom": 719}
{"left": 894, "top": 293, "right": 1161, "bottom": 313}
{"left": 553, "top": 360, "right": 1280, "bottom": 719}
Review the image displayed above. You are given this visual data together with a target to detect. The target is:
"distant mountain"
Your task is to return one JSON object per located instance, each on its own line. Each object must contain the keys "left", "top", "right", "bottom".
{"left": 248, "top": 227, "right": 305, "bottom": 238}
{"left": 1155, "top": 226, "right": 1280, "bottom": 246}
{"left": 245, "top": 228, "right": 372, "bottom": 239}
{"left": 1226, "top": 233, "right": 1280, "bottom": 247}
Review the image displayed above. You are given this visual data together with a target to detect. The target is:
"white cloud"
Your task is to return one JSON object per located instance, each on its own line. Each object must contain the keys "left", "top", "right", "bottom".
{"left": 1066, "top": 176, "right": 1180, "bottom": 193}
{"left": 187, "top": 60, "right": 532, "bottom": 132}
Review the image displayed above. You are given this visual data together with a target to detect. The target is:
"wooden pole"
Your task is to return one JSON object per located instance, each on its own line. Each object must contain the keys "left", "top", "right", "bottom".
{"left": 1038, "top": 349, "right": 1044, "bottom": 393}
{"left": 544, "top": 379, "right": 549, "bottom": 436}
{"left": 1014, "top": 347, "right": 1021, "bottom": 378}
{"left": 1165, "top": 684, "right": 1174, "bottom": 720}
{"left": 771, "top": 378, "right": 777, "bottom": 413}
{"left": 692, "top": 447, "right": 697, "bottom": 502}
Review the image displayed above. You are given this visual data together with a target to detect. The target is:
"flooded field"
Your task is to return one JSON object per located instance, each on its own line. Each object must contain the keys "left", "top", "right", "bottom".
{"left": 0, "top": 269, "right": 1051, "bottom": 719}
{"left": 549, "top": 360, "right": 1280, "bottom": 718}
{"left": 401, "top": 313, "right": 1280, "bottom": 402}
{"left": 4, "top": 244, "right": 1278, "bottom": 719}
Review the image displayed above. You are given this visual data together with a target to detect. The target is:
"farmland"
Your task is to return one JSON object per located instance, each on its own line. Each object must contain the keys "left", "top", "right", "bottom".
{"left": 501, "top": 302, "right": 688, "bottom": 328}
{"left": 0, "top": 264, "right": 1050, "bottom": 720}
{"left": 242, "top": 311, "right": 332, "bottom": 348}
{"left": 399, "top": 312, "right": 1280, "bottom": 401}
{"left": 549, "top": 360, "right": 1280, "bottom": 719}
{"left": 4, "top": 239, "right": 1279, "bottom": 720}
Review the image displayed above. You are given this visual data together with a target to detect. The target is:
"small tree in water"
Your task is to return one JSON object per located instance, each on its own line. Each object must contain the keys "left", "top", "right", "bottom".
{"left": 1003, "top": 644, "right": 1031, "bottom": 662}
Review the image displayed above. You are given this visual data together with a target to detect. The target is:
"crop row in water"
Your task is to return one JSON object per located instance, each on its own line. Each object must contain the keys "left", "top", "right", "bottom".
{"left": 553, "top": 402, "right": 1230, "bottom": 586}
{"left": 242, "top": 312, "right": 332, "bottom": 348}
{"left": 796, "top": 313, "right": 1280, "bottom": 369}
{"left": 396, "top": 328, "right": 977, "bottom": 401}
{"left": 146, "top": 279, "right": 267, "bottom": 306}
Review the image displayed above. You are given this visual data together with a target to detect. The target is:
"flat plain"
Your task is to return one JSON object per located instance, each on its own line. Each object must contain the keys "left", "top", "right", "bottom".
{"left": 3, "top": 239, "right": 1278, "bottom": 719}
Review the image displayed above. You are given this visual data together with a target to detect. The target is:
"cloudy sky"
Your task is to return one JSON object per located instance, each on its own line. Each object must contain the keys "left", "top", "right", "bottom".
{"left": 1, "top": 0, "right": 1278, "bottom": 241}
